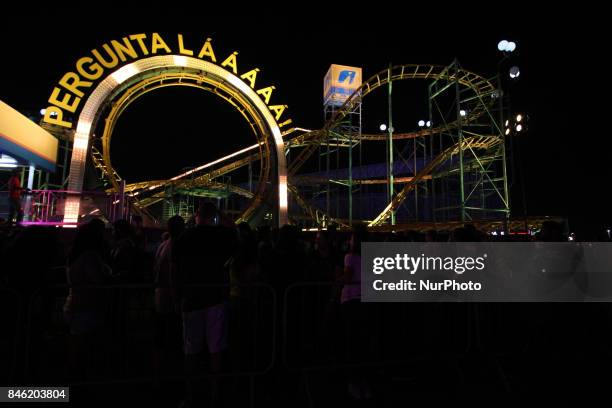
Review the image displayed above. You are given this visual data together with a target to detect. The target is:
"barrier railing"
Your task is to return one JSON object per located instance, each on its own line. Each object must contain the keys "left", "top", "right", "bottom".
{"left": 282, "top": 282, "right": 473, "bottom": 371}
{"left": 22, "top": 282, "right": 276, "bottom": 386}
{"left": 17, "top": 189, "right": 131, "bottom": 226}
{"left": 4, "top": 278, "right": 612, "bottom": 403}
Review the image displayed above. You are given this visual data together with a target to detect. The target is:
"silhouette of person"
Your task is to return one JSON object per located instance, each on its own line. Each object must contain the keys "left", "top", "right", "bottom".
{"left": 172, "top": 201, "right": 237, "bottom": 405}
{"left": 153, "top": 215, "right": 184, "bottom": 376}
{"left": 7, "top": 168, "right": 24, "bottom": 225}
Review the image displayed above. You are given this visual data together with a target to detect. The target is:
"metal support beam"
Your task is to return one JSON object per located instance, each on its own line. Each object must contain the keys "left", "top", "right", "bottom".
{"left": 387, "top": 65, "right": 395, "bottom": 225}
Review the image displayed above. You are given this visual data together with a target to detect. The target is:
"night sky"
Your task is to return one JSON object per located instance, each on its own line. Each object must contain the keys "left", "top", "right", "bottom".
{"left": 0, "top": 7, "right": 605, "bottom": 234}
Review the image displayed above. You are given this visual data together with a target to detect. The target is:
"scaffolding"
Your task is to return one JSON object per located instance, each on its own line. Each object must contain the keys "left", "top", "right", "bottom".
{"left": 422, "top": 59, "right": 510, "bottom": 224}
{"left": 291, "top": 60, "right": 510, "bottom": 229}
{"left": 318, "top": 92, "right": 362, "bottom": 226}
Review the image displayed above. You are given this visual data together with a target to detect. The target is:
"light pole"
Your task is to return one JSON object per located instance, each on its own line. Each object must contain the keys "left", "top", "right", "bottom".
{"left": 387, "top": 64, "right": 395, "bottom": 226}
{"left": 497, "top": 39, "right": 524, "bottom": 231}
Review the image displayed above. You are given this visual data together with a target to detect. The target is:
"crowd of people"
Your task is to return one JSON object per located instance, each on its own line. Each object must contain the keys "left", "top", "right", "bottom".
{"left": 0, "top": 201, "right": 372, "bottom": 405}
{"left": 0, "top": 201, "right": 588, "bottom": 405}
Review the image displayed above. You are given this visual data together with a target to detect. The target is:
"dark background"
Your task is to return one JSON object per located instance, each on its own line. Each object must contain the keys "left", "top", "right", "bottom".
{"left": 0, "top": 6, "right": 605, "bottom": 235}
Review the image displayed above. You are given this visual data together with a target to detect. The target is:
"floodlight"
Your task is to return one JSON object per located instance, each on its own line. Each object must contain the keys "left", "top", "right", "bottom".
{"left": 498, "top": 40, "right": 509, "bottom": 51}
{"left": 509, "top": 66, "right": 520, "bottom": 79}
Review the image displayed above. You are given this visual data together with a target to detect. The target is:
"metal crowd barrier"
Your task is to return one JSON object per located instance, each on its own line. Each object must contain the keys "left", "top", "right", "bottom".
{"left": 23, "top": 282, "right": 276, "bottom": 388}
{"left": 7, "top": 277, "right": 612, "bottom": 404}
{"left": 14, "top": 281, "right": 484, "bottom": 385}
{"left": 282, "top": 282, "right": 473, "bottom": 371}
{"left": 17, "top": 189, "right": 132, "bottom": 226}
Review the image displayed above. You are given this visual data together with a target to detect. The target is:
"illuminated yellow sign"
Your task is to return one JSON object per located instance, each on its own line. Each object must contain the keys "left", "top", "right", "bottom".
{"left": 0, "top": 100, "right": 58, "bottom": 171}
{"left": 43, "top": 33, "right": 292, "bottom": 129}
{"left": 323, "top": 64, "right": 362, "bottom": 106}
{"left": 44, "top": 34, "right": 290, "bottom": 226}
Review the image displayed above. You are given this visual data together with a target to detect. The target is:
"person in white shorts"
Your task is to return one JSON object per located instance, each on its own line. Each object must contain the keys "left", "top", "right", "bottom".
{"left": 172, "top": 202, "right": 237, "bottom": 406}
{"left": 182, "top": 302, "right": 228, "bottom": 355}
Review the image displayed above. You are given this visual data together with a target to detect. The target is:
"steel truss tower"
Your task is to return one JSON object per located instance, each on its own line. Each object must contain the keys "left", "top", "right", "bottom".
{"left": 318, "top": 97, "right": 362, "bottom": 226}
{"left": 421, "top": 60, "right": 510, "bottom": 224}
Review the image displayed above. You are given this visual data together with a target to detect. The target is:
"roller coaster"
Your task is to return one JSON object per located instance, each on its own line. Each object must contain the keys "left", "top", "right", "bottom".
{"left": 79, "top": 60, "right": 511, "bottom": 231}
{"left": 32, "top": 52, "right": 519, "bottom": 231}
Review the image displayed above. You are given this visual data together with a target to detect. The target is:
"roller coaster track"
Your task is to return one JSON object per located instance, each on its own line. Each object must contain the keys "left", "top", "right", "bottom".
{"left": 98, "top": 72, "right": 262, "bottom": 193}
{"left": 287, "top": 183, "right": 349, "bottom": 228}
{"left": 177, "top": 154, "right": 259, "bottom": 190}
{"left": 204, "top": 182, "right": 254, "bottom": 199}
{"left": 135, "top": 182, "right": 255, "bottom": 209}
{"left": 102, "top": 153, "right": 258, "bottom": 196}
{"left": 91, "top": 146, "right": 122, "bottom": 187}
{"left": 134, "top": 184, "right": 254, "bottom": 210}
{"left": 292, "top": 175, "right": 433, "bottom": 186}
{"left": 100, "top": 154, "right": 259, "bottom": 212}
{"left": 87, "top": 63, "right": 499, "bottom": 227}
{"left": 368, "top": 135, "right": 501, "bottom": 226}
{"left": 368, "top": 216, "right": 564, "bottom": 234}
{"left": 121, "top": 129, "right": 305, "bottom": 198}
{"left": 288, "top": 63, "right": 497, "bottom": 177}
{"left": 88, "top": 70, "right": 272, "bottom": 225}
{"left": 91, "top": 145, "right": 161, "bottom": 222}
{"left": 92, "top": 141, "right": 259, "bottom": 221}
